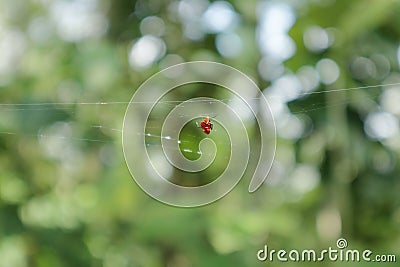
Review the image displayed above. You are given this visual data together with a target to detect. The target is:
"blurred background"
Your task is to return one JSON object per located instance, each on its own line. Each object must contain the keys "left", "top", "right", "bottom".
{"left": 1, "top": 0, "right": 400, "bottom": 266}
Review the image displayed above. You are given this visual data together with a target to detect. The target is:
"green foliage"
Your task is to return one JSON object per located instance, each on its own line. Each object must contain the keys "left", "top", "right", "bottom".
{"left": 0, "top": 0, "right": 400, "bottom": 266}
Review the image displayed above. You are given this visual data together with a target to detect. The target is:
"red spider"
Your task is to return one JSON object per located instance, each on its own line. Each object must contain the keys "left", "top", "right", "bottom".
{"left": 197, "top": 116, "right": 213, "bottom": 135}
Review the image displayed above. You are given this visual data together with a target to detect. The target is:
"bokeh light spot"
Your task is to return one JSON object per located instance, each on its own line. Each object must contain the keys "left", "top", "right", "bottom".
{"left": 128, "top": 35, "right": 166, "bottom": 69}
{"left": 316, "top": 58, "right": 340, "bottom": 85}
